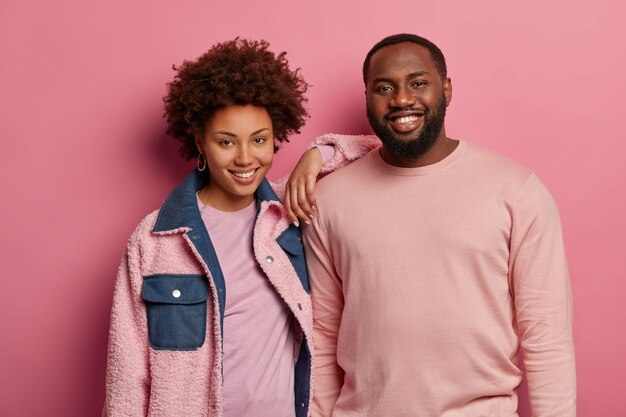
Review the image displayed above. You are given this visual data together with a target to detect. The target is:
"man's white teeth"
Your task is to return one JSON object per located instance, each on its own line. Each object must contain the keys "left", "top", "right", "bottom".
{"left": 395, "top": 115, "right": 419, "bottom": 124}
{"left": 232, "top": 170, "right": 255, "bottom": 179}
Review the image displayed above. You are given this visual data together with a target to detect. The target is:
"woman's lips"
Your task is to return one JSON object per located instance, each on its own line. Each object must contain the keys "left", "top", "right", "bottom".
{"left": 229, "top": 168, "right": 258, "bottom": 184}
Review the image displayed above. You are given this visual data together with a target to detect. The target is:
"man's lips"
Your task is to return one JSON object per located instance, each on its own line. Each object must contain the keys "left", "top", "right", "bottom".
{"left": 386, "top": 110, "right": 425, "bottom": 134}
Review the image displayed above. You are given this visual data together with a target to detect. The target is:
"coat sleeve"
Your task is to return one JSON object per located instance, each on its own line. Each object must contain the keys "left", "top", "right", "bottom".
{"left": 311, "top": 133, "right": 380, "bottom": 176}
{"left": 302, "top": 215, "right": 345, "bottom": 417}
{"left": 509, "top": 174, "right": 576, "bottom": 417}
{"left": 272, "top": 134, "right": 380, "bottom": 200}
{"left": 103, "top": 231, "right": 150, "bottom": 416}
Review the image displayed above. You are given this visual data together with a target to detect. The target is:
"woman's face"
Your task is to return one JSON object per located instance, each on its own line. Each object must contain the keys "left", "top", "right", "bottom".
{"left": 197, "top": 104, "right": 274, "bottom": 211}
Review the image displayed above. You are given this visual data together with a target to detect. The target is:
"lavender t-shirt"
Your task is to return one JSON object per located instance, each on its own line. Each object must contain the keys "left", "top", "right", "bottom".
{"left": 198, "top": 196, "right": 296, "bottom": 417}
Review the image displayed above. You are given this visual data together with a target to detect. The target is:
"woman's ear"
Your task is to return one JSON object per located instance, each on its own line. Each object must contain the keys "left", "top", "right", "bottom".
{"left": 194, "top": 130, "right": 208, "bottom": 172}
{"left": 193, "top": 129, "right": 204, "bottom": 154}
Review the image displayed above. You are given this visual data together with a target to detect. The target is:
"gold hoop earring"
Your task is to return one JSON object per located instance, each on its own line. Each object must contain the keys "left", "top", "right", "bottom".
{"left": 197, "top": 152, "right": 207, "bottom": 171}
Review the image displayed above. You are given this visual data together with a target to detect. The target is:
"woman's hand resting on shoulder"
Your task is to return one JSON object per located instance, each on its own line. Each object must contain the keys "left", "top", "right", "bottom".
{"left": 285, "top": 147, "right": 323, "bottom": 227}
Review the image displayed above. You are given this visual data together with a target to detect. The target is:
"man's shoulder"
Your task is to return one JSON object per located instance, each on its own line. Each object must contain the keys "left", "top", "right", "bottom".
{"left": 464, "top": 141, "right": 533, "bottom": 180}
{"left": 461, "top": 141, "right": 559, "bottom": 208}
{"left": 315, "top": 148, "right": 378, "bottom": 194}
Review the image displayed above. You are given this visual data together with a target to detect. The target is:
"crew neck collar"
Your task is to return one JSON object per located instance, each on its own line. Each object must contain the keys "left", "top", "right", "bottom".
{"left": 371, "top": 140, "right": 467, "bottom": 176}
{"left": 197, "top": 194, "right": 256, "bottom": 217}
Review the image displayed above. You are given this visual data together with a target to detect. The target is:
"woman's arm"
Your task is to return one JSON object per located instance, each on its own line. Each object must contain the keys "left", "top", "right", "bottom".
{"left": 103, "top": 231, "right": 150, "bottom": 417}
{"left": 284, "top": 134, "right": 380, "bottom": 225}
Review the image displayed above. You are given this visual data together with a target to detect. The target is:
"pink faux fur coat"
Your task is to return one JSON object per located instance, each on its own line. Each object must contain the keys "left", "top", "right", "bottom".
{"left": 103, "top": 134, "right": 380, "bottom": 417}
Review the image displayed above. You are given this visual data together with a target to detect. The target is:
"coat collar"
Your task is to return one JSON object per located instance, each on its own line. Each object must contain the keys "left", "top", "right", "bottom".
{"left": 151, "top": 169, "right": 287, "bottom": 342}
{"left": 153, "top": 169, "right": 280, "bottom": 233}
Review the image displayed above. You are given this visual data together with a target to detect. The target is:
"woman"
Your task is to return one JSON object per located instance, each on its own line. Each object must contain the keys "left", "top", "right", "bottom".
{"left": 103, "top": 38, "right": 377, "bottom": 417}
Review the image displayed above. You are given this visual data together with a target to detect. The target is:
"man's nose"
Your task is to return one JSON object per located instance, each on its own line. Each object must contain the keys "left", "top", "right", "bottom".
{"left": 391, "top": 87, "right": 416, "bottom": 108}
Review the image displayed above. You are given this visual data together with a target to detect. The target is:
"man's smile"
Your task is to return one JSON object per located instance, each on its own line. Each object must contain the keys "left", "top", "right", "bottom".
{"left": 386, "top": 110, "right": 425, "bottom": 134}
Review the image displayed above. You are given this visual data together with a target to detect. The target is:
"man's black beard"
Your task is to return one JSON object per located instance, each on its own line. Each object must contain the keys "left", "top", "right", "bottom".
{"left": 367, "top": 95, "right": 447, "bottom": 160}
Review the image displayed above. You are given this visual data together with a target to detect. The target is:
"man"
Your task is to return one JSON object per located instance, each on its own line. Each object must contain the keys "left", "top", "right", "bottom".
{"left": 303, "top": 34, "right": 576, "bottom": 417}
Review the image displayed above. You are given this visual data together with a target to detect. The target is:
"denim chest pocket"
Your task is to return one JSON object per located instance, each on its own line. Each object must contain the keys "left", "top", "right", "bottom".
{"left": 141, "top": 274, "right": 209, "bottom": 351}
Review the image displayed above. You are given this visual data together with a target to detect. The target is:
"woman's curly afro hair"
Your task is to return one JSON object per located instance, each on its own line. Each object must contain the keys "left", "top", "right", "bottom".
{"left": 163, "top": 38, "right": 310, "bottom": 160}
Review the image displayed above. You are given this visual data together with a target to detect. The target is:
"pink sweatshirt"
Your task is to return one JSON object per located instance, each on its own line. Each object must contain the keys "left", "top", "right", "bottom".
{"left": 303, "top": 138, "right": 576, "bottom": 417}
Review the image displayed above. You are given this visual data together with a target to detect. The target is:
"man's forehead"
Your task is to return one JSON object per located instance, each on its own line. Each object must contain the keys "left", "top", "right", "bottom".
{"left": 368, "top": 42, "right": 435, "bottom": 78}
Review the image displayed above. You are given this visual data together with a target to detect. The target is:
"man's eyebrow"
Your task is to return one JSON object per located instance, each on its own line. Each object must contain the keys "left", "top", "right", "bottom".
{"left": 371, "top": 71, "right": 431, "bottom": 84}
{"left": 371, "top": 77, "right": 395, "bottom": 85}
{"left": 408, "top": 71, "right": 430, "bottom": 78}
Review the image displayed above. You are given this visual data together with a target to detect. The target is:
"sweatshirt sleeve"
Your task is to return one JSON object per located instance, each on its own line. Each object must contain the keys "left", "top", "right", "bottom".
{"left": 509, "top": 173, "right": 576, "bottom": 417}
{"left": 302, "top": 215, "right": 345, "bottom": 417}
{"left": 103, "top": 232, "right": 150, "bottom": 416}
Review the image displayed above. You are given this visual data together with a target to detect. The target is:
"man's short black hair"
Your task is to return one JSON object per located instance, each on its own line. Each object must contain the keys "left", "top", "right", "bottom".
{"left": 362, "top": 33, "right": 447, "bottom": 84}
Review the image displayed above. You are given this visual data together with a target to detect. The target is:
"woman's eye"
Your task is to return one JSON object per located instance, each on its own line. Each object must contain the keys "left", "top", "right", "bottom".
{"left": 254, "top": 137, "right": 267, "bottom": 144}
{"left": 219, "top": 139, "right": 233, "bottom": 146}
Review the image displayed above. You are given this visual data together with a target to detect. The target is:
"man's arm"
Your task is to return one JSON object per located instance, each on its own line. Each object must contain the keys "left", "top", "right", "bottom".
{"left": 509, "top": 173, "right": 576, "bottom": 417}
{"left": 303, "top": 214, "right": 346, "bottom": 417}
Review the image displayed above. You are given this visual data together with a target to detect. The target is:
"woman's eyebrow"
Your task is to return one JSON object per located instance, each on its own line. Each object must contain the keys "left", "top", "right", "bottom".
{"left": 251, "top": 127, "right": 271, "bottom": 136}
{"left": 214, "top": 130, "right": 237, "bottom": 137}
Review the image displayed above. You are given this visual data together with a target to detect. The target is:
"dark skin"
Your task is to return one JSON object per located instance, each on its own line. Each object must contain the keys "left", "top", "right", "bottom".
{"left": 285, "top": 43, "right": 457, "bottom": 224}
{"left": 284, "top": 147, "right": 322, "bottom": 226}
{"left": 366, "top": 42, "right": 458, "bottom": 167}
{"left": 193, "top": 106, "right": 322, "bottom": 225}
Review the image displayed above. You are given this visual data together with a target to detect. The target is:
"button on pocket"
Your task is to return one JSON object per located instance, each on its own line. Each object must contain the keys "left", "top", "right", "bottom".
{"left": 142, "top": 274, "right": 209, "bottom": 351}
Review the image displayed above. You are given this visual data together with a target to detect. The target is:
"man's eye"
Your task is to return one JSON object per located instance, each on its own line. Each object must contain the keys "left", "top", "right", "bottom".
{"left": 377, "top": 85, "right": 393, "bottom": 93}
{"left": 412, "top": 81, "right": 427, "bottom": 87}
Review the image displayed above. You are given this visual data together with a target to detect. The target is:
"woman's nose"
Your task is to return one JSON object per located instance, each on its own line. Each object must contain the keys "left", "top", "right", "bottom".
{"left": 234, "top": 145, "right": 253, "bottom": 165}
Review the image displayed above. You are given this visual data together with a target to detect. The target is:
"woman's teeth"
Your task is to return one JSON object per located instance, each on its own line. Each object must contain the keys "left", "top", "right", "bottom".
{"left": 232, "top": 170, "right": 255, "bottom": 179}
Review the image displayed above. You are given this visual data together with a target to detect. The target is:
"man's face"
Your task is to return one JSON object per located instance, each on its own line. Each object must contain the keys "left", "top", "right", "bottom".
{"left": 365, "top": 42, "right": 451, "bottom": 160}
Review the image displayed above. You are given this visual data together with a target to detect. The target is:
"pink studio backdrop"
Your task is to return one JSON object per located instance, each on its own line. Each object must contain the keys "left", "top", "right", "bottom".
{"left": 1, "top": 0, "right": 624, "bottom": 415}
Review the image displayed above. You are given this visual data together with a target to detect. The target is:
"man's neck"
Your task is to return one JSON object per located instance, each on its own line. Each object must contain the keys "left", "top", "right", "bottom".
{"left": 379, "top": 136, "right": 459, "bottom": 168}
